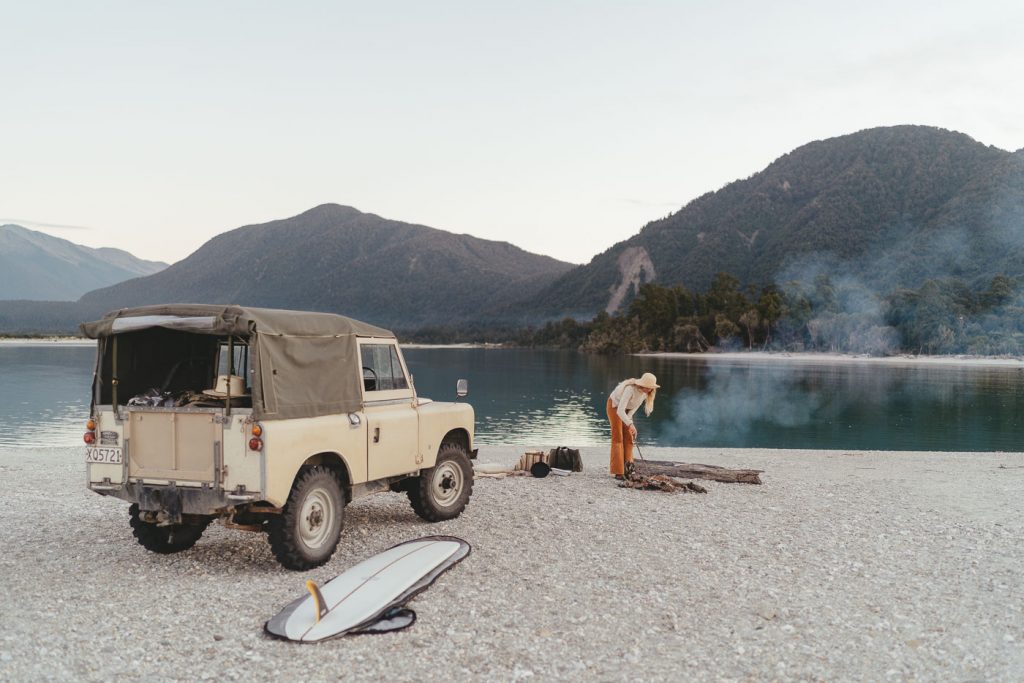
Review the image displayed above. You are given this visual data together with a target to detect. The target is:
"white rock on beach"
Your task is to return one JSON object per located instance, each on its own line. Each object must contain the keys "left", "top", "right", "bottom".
{"left": 0, "top": 445, "right": 1022, "bottom": 681}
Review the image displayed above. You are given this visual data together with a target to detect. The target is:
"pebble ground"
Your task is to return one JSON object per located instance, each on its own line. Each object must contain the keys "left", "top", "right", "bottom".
{"left": 1, "top": 446, "right": 1022, "bottom": 682}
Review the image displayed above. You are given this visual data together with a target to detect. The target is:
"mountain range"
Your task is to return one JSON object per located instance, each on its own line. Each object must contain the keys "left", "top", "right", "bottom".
{"left": 0, "top": 224, "right": 167, "bottom": 301}
{"left": 529, "top": 125, "right": 1024, "bottom": 318}
{"left": 75, "top": 204, "right": 573, "bottom": 329}
{"left": 2, "top": 125, "right": 1022, "bottom": 335}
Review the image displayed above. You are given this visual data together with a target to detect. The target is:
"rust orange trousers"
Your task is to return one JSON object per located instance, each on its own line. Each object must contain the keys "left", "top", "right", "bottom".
{"left": 606, "top": 397, "right": 634, "bottom": 475}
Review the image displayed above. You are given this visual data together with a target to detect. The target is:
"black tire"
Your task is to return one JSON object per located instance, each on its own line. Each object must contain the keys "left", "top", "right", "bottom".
{"left": 128, "top": 503, "right": 210, "bottom": 554}
{"left": 407, "top": 443, "right": 474, "bottom": 522}
{"left": 267, "top": 466, "right": 345, "bottom": 571}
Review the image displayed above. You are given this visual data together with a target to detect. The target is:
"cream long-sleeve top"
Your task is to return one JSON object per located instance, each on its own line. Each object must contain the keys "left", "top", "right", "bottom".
{"left": 609, "top": 380, "right": 646, "bottom": 427}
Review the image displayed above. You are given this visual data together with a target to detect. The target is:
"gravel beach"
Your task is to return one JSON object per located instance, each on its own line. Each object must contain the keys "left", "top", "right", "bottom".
{"left": 1, "top": 446, "right": 1022, "bottom": 682}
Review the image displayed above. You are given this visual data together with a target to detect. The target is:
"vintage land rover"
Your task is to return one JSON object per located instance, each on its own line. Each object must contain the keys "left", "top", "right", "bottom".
{"left": 80, "top": 304, "right": 476, "bottom": 570}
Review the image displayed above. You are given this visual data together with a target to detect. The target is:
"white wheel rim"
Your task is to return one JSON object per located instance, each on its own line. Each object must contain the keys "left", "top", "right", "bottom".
{"left": 431, "top": 461, "right": 463, "bottom": 508}
{"left": 299, "top": 488, "right": 336, "bottom": 549}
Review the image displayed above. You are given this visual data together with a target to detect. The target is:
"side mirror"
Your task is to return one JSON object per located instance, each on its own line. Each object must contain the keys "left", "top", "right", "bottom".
{"left": 456, "top": 379, "right": 469, "bottom": 398}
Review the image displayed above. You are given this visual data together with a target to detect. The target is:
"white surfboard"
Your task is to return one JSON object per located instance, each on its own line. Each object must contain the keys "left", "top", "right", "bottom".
{"left": 265, "top": 536, "right": 471, "bottom": 643}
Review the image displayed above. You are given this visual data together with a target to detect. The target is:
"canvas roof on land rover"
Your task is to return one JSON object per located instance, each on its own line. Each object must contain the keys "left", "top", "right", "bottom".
{"left": 81, "top": 304, "right": 395, "bottom": 419}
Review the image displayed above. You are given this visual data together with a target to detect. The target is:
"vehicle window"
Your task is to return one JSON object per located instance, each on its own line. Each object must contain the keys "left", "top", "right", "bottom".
{"left": 360, "top": 344, "right": 409, "bottom": 392}
{"left": 217, "top": 342, "right": 251, "bottom": 390}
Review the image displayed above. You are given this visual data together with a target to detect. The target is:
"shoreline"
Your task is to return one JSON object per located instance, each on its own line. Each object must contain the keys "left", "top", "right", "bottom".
{"left": 645, "top": 349, "right": 1024, "bottom": 367}
{"left": 399, "top": 342, "right": 504, "bottom": 349}
{"left": 8, "top": 442, "right": 1024, "bottom": 456}
{"left": 0, "top": 336, "right": 93, "bottom": 345}
{"left": 2, "top": 338, "right": 1023, "bottom": 368}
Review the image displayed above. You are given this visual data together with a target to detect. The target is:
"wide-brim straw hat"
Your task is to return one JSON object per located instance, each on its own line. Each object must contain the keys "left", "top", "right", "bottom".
{"left": 636, "top": 372, "right": 660, "bottom": 390}
{"left": 203, "top": 374, "right": 249, "bottom": 397}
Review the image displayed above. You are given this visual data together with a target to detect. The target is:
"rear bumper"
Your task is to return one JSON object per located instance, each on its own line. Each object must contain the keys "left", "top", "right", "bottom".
{"left": 91, "top": 482, "right": 261, "bottom": 520}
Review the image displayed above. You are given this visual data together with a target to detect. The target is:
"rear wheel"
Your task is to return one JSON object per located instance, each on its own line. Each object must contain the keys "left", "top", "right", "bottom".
{"left": 407, "top": 443, "right": 474, "bottom": 522}
{"left": 268, "top": 466, "right": 345, "bottom": 570}
{"left": 128, "top": 504, "right": 210, "bottom": 554}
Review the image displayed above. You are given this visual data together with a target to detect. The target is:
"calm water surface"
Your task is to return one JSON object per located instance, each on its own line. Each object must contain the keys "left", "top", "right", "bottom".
{"left": 1, "top": 343, "right": 1022, "bottom": 451}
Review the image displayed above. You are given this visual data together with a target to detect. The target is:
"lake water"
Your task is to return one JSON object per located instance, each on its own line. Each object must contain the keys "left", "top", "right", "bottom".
{"left": 1, "top": 343, "right": 1022, "bottom": 452}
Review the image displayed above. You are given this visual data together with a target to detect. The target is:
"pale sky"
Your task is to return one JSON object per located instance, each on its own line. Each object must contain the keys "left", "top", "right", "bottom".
{"left": 2, "top": 1, "right": 1022, "bottom": 265}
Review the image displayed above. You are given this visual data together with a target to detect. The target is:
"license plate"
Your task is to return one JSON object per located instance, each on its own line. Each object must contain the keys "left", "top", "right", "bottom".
{"left": 86, "top": 447, "right": 123, "bottom": 464}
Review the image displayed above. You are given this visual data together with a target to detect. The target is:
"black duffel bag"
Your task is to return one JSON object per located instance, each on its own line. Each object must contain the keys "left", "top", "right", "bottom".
{"left": 547, "top": 446, "right": 583, "bottom": 472}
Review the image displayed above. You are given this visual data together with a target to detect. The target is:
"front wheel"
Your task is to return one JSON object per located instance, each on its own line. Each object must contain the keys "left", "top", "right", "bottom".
{"left": 407, "top": 443, "right": 474, "bottom": 522}
{"left": 128, "top": 504, "right": 210, "bottom": 554}
{"left": 268, "top": 466, "right": 345, "bottom": 570}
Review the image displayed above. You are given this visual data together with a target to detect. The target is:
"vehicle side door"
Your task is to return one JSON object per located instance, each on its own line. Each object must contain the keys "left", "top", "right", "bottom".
{"left": 359, "top": 339, "right": 419, "bottom": 480}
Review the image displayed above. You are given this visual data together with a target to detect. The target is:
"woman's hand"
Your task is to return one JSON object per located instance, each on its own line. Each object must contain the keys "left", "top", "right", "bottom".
{"left": 629, "top": 424, "right": 637, "bottom": 440}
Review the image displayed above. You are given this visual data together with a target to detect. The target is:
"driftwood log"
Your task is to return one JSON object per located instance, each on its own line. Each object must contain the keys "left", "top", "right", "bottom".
{"left": 633, "top": 460, "right": 763, "bottom": 485}
{"left": 620, "top": 473, "right": 707, "bottom": 493}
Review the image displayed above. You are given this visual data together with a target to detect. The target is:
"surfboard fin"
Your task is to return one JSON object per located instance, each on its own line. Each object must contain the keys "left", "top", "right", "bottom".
{"left": 306, "top": 580, "right": 329, "bottom": 623}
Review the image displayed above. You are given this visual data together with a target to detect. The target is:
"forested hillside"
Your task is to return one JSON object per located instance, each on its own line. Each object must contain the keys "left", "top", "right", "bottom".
{"left": 527, "top": 126, "right": 1023, "bottom": 318}
{"left": 0, "top": 301, "right": 85, "bottom": 336}
{"left": 518, "top": 272, "right": 1024, "bottom": 356}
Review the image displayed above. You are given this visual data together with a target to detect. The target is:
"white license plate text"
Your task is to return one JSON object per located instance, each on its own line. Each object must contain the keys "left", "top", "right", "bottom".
{"left": 86, "top": 447, "right": 123, "bottom": 464}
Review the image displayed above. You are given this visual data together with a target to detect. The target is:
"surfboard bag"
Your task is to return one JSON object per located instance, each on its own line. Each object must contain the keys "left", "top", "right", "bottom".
{"left": 548, "top": 446, "right": 583, "bottom": 472}
{"left": 265, "top": 536, "right": 471, "bottom": 643}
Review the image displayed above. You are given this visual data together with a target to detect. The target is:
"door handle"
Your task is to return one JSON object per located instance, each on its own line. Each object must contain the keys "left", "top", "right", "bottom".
{"left": 373, "top": 427, "right": 380, "bottom": 443}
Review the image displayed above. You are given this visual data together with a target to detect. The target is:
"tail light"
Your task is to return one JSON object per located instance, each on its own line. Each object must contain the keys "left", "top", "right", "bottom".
{"left": 249, "top": 423, "right": 264, "bottom": 451}
{"left": 84, "top": 418, "right": 97, "bottom": 444}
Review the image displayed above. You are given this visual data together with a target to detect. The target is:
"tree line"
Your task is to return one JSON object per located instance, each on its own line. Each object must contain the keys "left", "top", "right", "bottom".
{"left": 514, "top": 272, "right": 1024, "bottom": 356}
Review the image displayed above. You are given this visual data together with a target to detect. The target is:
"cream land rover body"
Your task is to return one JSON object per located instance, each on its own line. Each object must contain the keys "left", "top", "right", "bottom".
{"left": 80, "top": 304, "right": 476, "bottom": 570}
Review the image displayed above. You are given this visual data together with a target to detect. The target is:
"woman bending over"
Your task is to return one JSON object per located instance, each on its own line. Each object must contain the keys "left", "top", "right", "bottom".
{"left": 606, "top": 372, "right": 659, "bottom": 479}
